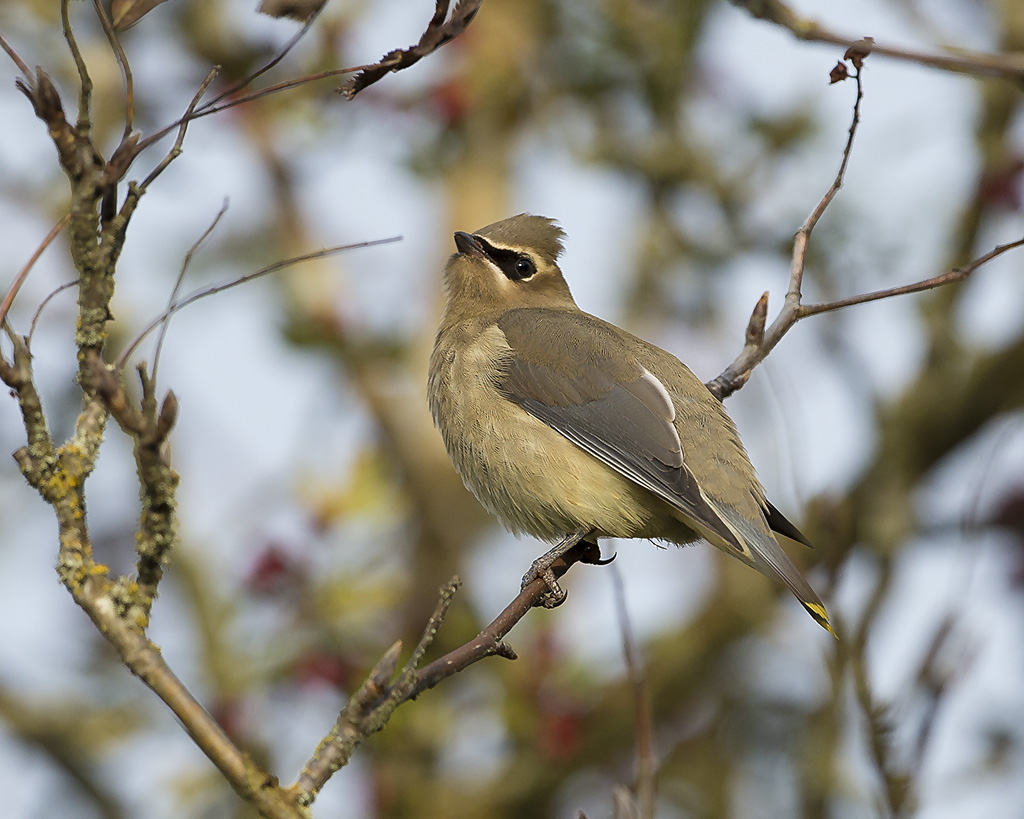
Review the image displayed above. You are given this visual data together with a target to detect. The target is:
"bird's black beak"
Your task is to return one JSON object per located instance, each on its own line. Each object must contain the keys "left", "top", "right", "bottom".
{"left": 454, "top": 231, "right": 486, "bottom": 257}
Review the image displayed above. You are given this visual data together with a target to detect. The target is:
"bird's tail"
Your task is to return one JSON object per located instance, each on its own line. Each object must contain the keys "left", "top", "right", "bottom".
{"left": 693, "top": 501, "right": 836, "bottom": 637}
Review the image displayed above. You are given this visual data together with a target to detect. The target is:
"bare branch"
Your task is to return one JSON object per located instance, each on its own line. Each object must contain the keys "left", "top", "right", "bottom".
{"left": 731, "top": 0, "right": 1024, "bottom": 81}
{"left": 61, "top": 0, "right": 93, "bottom": 130}
{"left": 798, "top": 237, "right": 1024, "bottom": 318}
{"left": 292, "top": 541, "right": 599, "bottom": 805}
{"left": 201, "top": 8, "right": 325, "bottom": 112}
{"left": 28, "top": 281, "right": 79, "bottom": 347}
{"left": 707, "top": 67, "right": 865, "bottom": 400}
{"left": 117, "top": 235, "right": 402, "bottom": 370}
{"left": 707, "top": 61, "right": 1024, "bottom": 402}
{"left": 152, "top": 200, "right": 230, "bottom": 383}
{"left": 340, "top": 0, "right": 484, "bottom": 98}
{"left": 0, "top": 213, "right": 70, "bottom": 332}
{"left": 0, "top": 30, "right": 33, "bottom": 83}
{"left": 91, "top": 0, "right": 135, "bottom": 139}
{"left": 137, "top": 67, "right": 220, "bottom": 193}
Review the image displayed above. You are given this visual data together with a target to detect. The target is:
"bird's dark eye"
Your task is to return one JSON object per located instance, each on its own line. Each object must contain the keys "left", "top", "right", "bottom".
{"left": 514, "top": 256, "right": 536, "bottom": 279}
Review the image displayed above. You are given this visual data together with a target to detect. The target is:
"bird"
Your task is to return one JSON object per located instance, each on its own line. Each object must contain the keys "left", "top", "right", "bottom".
{"left": 427, "top": 213, "right": 833, "bottom": 635}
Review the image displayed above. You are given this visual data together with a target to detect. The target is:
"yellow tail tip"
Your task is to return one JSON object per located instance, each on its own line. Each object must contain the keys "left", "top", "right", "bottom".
{"left": 803, "top": 601, "right": 838, "bottom": 639}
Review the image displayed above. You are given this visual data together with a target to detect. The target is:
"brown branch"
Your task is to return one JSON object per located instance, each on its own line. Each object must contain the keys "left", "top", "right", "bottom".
{"left": 291, "top": 541, "right": 597, "bottom": 806}
{"left": 137, "top": 67, "right": 219, "bottom": 193}
{"left": 731, "top": 0, "right": 1024, "bottom": 81}
{"left": 128, "top": 67, "right": 359, "bottom": 164}
{"left": 91, "top": 0, "right": 135, "bottom": 139}
{"left": 200, "top": 8, "right": 324, "bottom": 112}
{"left": 117, "top": 235, "right": 402, "bottom": 370}
{"left": 798, "top": 237, "right": 1024, "bottom": 317}
{"left": 61, "top": 0, "right": 93, "bottom": 131}
{"left": 0, "top": 213, "right": 70, "bottom": 331}
{"left": 706, "top": 65, "right": 865, "bottom": 400}
{"left": 0, "top": 30, "right": 33, "bottom": 82}
{"left": 339, "top": 0, "right": 484, "bottom": 98}
{"left": 152, "top": 201, "right": 230, "bottom": 382}
{"left": 29, "top": 281, "right": 79, "bottom": 347}
{"left": 706, "top": 60, "right": 1024, "bottom": 403}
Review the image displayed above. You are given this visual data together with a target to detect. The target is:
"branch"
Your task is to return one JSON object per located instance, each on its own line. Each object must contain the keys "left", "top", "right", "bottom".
{"left": 731, "top": 0, "right": 1024, "bottom": 81}
{"left": 137, "top": 67, "right": 219, "bottom": 193}
{"left": 291, "top": 540, "right": 600, "bottom": 806}
{"left": 91, "top": 0, "right": 135, "bottom": 139}
{"left": 339, "top": 0, "right": 484, "bottom": 98}
{"left": 116, "top": 235, "right": 402, "bottom": 371}
{"left": 61, "top": 0, "right": 93, "bottom": 131}
{"left": 706, "top": 56, "right": 1024, "bottom": 402}
{"left": 798, "top": 237, "right": 1024, "bottom": 317}
{"left": 707, "top": 61, "right": 866, "bottom": 399}
{"left": 0, "top": 213, "right": 70, "bottom": 331}
{"left": 0, "top": 30, "right": 33, "bottom": 82}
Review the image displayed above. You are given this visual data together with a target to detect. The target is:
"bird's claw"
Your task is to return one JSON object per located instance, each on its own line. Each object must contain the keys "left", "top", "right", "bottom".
{"left": 522, "top": 560, "right": 567, "bottom": 608}
{"left": 522, "top": 539, "right": 614, "bottom": 608}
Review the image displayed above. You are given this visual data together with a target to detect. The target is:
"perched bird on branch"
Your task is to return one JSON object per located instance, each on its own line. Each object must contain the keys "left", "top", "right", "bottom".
{"left": 428, "top": 213, "right": 833, "bottom": 635}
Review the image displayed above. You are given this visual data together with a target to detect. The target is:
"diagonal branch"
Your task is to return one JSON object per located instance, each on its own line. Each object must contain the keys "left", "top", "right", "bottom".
{"left": 339, "top": 0, "right": 484, "bottom": 98}
{"left": 0, "top": 213, "right": 70, "bottom": 331}
{"left": 291, "top": 540, "right": 600, "bottom": 805}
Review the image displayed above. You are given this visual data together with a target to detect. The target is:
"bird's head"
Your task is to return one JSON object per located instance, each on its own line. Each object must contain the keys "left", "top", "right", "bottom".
{"left": 442, "top": 214, "right": 577, "bottom": 315}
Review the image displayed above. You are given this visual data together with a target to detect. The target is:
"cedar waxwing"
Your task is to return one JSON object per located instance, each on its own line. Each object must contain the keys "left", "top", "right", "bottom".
{"left": 428, "top": 214, "right": 833, "bottom": 634}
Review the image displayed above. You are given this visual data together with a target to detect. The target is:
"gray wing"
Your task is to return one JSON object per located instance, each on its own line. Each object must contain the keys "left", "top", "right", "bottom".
{"left": 497, "top": 309, "right": 746, "bottom": 551}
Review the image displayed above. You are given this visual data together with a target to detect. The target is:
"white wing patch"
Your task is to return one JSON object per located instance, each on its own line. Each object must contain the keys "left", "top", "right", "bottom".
{"left": 639, "top": 367, "right": 676, "bottom": 423}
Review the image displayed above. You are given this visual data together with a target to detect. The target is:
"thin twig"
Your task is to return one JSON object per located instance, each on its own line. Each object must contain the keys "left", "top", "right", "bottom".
{"left": 116, "top": 235, "right": 401, "bottom": 370}
{"left": 29, "top": 282, "right": 79, "bottom": 347}
{"left": 151, "top": 201, "right": 230, "bottom": 383}
{"left": 611, "top": 564, "right": 656, "bottom": 819}
{"left": 61, "top": 0, "right": 93, "bottom": 129}
{"left": 91, "top": 0, "right": 135, "bottom": 139}
{"left": 786, "top": 66, "right": 863, "bottom": 302}
{"left": 0, "top": 213, "right": 70, "bottom": 331}
{"left": 798, "top": 237, "right": 1024, "bottom": 317}
{"left": 731, "top": 0, "right": 1024, "bottom": 81}
{"left": 199, "top": 8, "right": 325, "bottom": 112}
{"left": 128, "top": 66, "right": 361, "bottom": 162}
{"left": 707, "top": 68, "right": 865, "bottom": 400}
{"left": 138, "top": 67, "right": 220, "bottom": 193}
{"left": 0, "top": 31, "right": 34, "bottom": 83}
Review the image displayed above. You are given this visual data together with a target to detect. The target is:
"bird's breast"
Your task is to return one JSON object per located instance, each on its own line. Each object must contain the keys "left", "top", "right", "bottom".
{"left": 428, "top": 324, "right": 688, "bottom": 541}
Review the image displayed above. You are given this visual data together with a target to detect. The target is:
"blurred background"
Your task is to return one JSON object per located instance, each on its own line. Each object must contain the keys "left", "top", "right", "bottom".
{"left": 1, "top": 0, "right": 1023, "bottom": 817}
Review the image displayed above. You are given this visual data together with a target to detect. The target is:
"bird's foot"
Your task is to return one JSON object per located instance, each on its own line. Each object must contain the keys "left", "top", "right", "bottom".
{"left": 522, "top": 530, "right": 611, "bottom": 608}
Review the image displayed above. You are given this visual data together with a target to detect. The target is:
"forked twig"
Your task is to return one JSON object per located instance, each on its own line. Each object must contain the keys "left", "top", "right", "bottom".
{"left": 138, "top": 67, "right": 220, "bottom": 193}
{"left": 706, "top": 60, "right": 1023, "bottom": 401}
